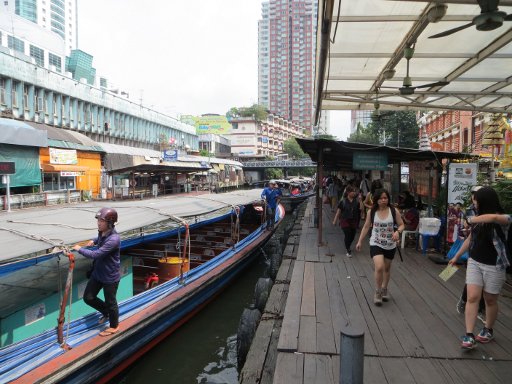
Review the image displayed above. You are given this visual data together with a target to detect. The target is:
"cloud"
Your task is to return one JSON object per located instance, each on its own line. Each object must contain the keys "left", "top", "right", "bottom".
{"left": 78, "top": 0, "right": 261, "bottom": 117}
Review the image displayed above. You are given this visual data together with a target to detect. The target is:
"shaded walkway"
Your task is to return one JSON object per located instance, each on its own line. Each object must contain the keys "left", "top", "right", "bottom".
{"left": 274, "top": 200, "right": 512, "bottom": 383}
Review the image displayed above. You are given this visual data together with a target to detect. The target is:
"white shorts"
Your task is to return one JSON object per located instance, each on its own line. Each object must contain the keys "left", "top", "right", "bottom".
{"left": 466, "top": 258, "right": 506, "bottom": 295}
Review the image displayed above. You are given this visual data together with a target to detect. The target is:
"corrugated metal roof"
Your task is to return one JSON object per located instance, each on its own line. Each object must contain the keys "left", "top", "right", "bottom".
{"left": 25, "top": 122, "right": 104, "bottom": 152}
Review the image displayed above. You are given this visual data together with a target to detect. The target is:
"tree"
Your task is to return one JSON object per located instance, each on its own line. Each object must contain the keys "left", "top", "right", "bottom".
{"left": 265, "top": 168, "right": 283, "bottom": 180}
{"left": 347, "top": 121, "right": 380, "bottom": 144}
{"left": 381, "top": 111, "right": 419, "bottom": 148}
{"left": 347, "top": 111, "right": 419, "bottom": 148}
{"left": 283, "top": 138, "right": 306, "bottom": 159}
{"left": 226, "top": 104, "right": 268, "bottom": 121}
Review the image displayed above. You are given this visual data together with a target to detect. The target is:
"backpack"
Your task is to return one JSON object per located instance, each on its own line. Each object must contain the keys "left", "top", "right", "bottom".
{"left": 494, "top": 223, "right": 512, "bottom": 273}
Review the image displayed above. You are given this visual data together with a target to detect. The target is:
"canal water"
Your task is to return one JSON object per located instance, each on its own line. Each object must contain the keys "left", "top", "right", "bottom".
{"left": 113, "top": 253, "right": 268, "bottom": 383}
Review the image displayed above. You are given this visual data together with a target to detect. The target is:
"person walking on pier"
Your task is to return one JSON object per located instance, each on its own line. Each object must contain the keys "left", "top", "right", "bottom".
{"left": 261, "top": 180, "right": 282, "bottom": 231}
{"left": 448, "top": 186, "right": 510, "bottom": 350}
{"left": 332, "top": 185, "right": 362, "bottom": 257}
{"left": 355, "top": 188, "right": 404, "bottom": 306}
{"left": 73, "top": 207, "right": 121, "bottom": 336}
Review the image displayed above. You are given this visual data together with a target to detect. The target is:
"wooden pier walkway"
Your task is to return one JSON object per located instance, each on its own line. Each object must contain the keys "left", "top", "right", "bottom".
{"left": 242, "top": 199, "right": 512, "bottom": 383}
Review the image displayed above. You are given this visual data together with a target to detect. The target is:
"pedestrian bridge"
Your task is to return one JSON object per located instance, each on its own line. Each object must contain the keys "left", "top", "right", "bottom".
{"left": 241, "top": 159, "right": 316, "bottom": 169}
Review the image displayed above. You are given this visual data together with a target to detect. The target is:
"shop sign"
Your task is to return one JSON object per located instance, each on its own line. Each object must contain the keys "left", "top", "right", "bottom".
{"left": 352, "top": 152, "right": 388, "bottom": 170}
{"left": 49, "top": 148, "right": 78, "bottom": 164}
{"left": 162, "top": 149, "right": 178, "bottom": 161}
{"left": 0, "top": 162, "right": 15, "bottom": 174}
{"left": 60, "top": 171, "right": 83, "bottom": 177}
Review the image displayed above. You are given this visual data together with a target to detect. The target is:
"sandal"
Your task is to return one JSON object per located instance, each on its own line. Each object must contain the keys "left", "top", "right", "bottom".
{"left": 98, "top": 315, "right": 109, "bottom": 325}
{"left": 99, "top": 327, "right": 119, "bottom": 337}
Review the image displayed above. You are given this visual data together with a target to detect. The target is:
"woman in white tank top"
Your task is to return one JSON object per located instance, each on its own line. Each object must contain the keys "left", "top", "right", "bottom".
{"left": 356, "top": 189, "right": 404, "bottom": 306}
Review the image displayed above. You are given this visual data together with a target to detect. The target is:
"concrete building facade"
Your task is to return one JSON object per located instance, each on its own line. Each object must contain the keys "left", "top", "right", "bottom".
{"left": 258, "top": 0, "right": 315, "bottom": 133}
{"left": 229, "top": 113, "right": 306, "bottom": 159}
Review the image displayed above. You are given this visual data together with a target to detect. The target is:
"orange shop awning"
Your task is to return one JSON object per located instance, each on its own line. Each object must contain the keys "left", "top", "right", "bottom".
{"left": 42, "top": 164, "right": 89, "bottom": 172}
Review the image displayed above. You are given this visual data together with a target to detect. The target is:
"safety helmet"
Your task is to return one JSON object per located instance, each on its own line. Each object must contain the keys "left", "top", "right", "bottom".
{"left": 95, "top": 207, "right": 118, "bottom": 225}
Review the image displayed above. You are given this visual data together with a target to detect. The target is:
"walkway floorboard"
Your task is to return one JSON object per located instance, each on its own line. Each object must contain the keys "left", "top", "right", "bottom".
{"left": 275, "top": 200, "right": 512, "bottom": 383}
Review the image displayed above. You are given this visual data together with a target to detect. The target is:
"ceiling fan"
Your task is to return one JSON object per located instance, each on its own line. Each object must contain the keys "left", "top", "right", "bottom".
{"left": 429, "top": 0, "right": 512, "bottom": 38}
{"left": 381, "top": 46, "right": 449, "bottom": 95}
{"left": 371, "top": 92, "right": 393, "bottom": 123}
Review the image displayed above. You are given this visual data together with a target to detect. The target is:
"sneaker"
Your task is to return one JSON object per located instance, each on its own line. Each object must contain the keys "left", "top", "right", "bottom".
{"left": 381, "top": 288, "right": 389, "bottom": 302}
{"left": 477, "top": 311, "right": 486, "bottom": 324}
{"left": 456, "top": 298, "right": 466, "bottom": 315}
{"left": 346, "top": 251, "right": 352, "bottom": 258}
{"left": 475, "top": 328, "right": 494, "bottom": 343}
{"left": 374, "top": 289, "right": 382, "bottom": 306}
{"left": 461, "top": 334, "right": 476, "bottom": 349}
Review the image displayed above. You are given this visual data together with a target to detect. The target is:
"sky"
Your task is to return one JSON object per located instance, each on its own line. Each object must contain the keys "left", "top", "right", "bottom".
{"left": 77, "top": 0, "right": 351, "bottom": 140}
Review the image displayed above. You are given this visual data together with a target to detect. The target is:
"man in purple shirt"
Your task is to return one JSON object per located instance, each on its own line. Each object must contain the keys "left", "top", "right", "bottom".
{"left": 73, "top": 207, "right": 121, "bottom": 336}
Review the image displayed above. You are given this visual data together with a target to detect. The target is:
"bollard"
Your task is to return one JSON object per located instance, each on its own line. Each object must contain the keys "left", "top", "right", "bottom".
{"left": 340, "top": 325, "right": 364, "bottom": 384}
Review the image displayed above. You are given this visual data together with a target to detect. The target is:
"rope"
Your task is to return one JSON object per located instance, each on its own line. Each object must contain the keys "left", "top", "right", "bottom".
{"left": 64, "top": 269, "right": 73, "bottom": 346}
{"left": 6, "top": 220, "right": 95, "bottom": 230}
{"left": 0, "top": 226, "right": 67, "bottom": 249}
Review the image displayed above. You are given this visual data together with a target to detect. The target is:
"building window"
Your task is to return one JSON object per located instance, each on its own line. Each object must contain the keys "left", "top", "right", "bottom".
{"left": 48, "top": 53, "right": 62, "bottom": 72}
{"left": 8, "top": 35, "right": 25, "bottom": 53}
{"left": 30, "top": 45, "right": 45, "bottom": 67}
{"left": 43, "top": 173, "right": 76, "bottom": 191}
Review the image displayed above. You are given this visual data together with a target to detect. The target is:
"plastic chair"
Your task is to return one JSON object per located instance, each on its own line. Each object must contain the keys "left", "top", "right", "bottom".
{"left": 401, "top": 223, "right": 419, "bottom": 249}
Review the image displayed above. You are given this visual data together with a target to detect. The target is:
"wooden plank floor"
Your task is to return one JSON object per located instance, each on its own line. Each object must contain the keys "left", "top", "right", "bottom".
{"left": 274, "top": 201, "right": 512, "bottom": 383}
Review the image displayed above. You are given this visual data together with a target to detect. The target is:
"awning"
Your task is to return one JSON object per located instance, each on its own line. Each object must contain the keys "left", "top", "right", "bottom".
{"left": 315, "top": 1, "right": 512, "bottom": 120}
{"left": 26, "top": 122, "right": 104, "bottom": 152}
{"left": 42, "top": 164, "right": 89, "bottom": 172}
{"left": 212, "top": 164, "right": 221, "bottom": 172}
{"left": 0, "top": 118, "right": 47, "bottom": 147}
{"left": 297, "top": 138, "right": 472, "bottom": 171}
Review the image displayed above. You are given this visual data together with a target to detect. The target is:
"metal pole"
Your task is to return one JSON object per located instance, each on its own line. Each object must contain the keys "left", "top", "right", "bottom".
{"left": 340, "top": 325, "right": 364, "bottom": 384}
{"left": 5, "top": 175, "right": 11, "bottom": 212}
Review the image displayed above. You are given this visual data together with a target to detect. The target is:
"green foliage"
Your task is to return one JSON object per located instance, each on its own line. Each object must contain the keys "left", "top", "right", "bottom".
{"left": 265, "top": 168, "right": 283, "bottom": 180}
{"left": 283, "top": 138, "right": 305, "bottom": 159}
{"left": 199, "top": 149, "right": 211, "bottom": 157}
{"left": 493, "top": 180, "right": 512, "bottom": 213}
{"left": 226, "top": 104, "right": 268, "bottom": 121}
{"left": 348, "top": 111, "right": 419, "bottom": 148}
{"left": 347, "top": 121, "right": 380, "bottom": 144}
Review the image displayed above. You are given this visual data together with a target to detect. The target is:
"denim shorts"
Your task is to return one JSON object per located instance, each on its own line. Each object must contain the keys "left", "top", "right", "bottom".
{"left": 466, "top": 258, "right": 506, "bottom": 295}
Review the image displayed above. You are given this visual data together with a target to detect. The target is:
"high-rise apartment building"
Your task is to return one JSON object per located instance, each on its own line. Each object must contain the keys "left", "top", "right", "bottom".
{"left": 4, "top": 0, "right": 76, "bottom": 54}
{"left": 258, "top": 0, "right": 314, "bottom": 134}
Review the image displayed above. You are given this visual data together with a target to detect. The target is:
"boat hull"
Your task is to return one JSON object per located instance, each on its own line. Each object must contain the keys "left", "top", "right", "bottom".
{"left": 12, "top": 204, "right": 284, "bottom": 384}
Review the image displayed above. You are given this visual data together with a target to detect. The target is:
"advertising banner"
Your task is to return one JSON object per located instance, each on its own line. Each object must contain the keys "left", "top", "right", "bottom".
{"left": 447, "top": 163, "right": 477, "bottom": 204}
{"left": 49, "top": 148, "right": 78, "bottom": 164}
